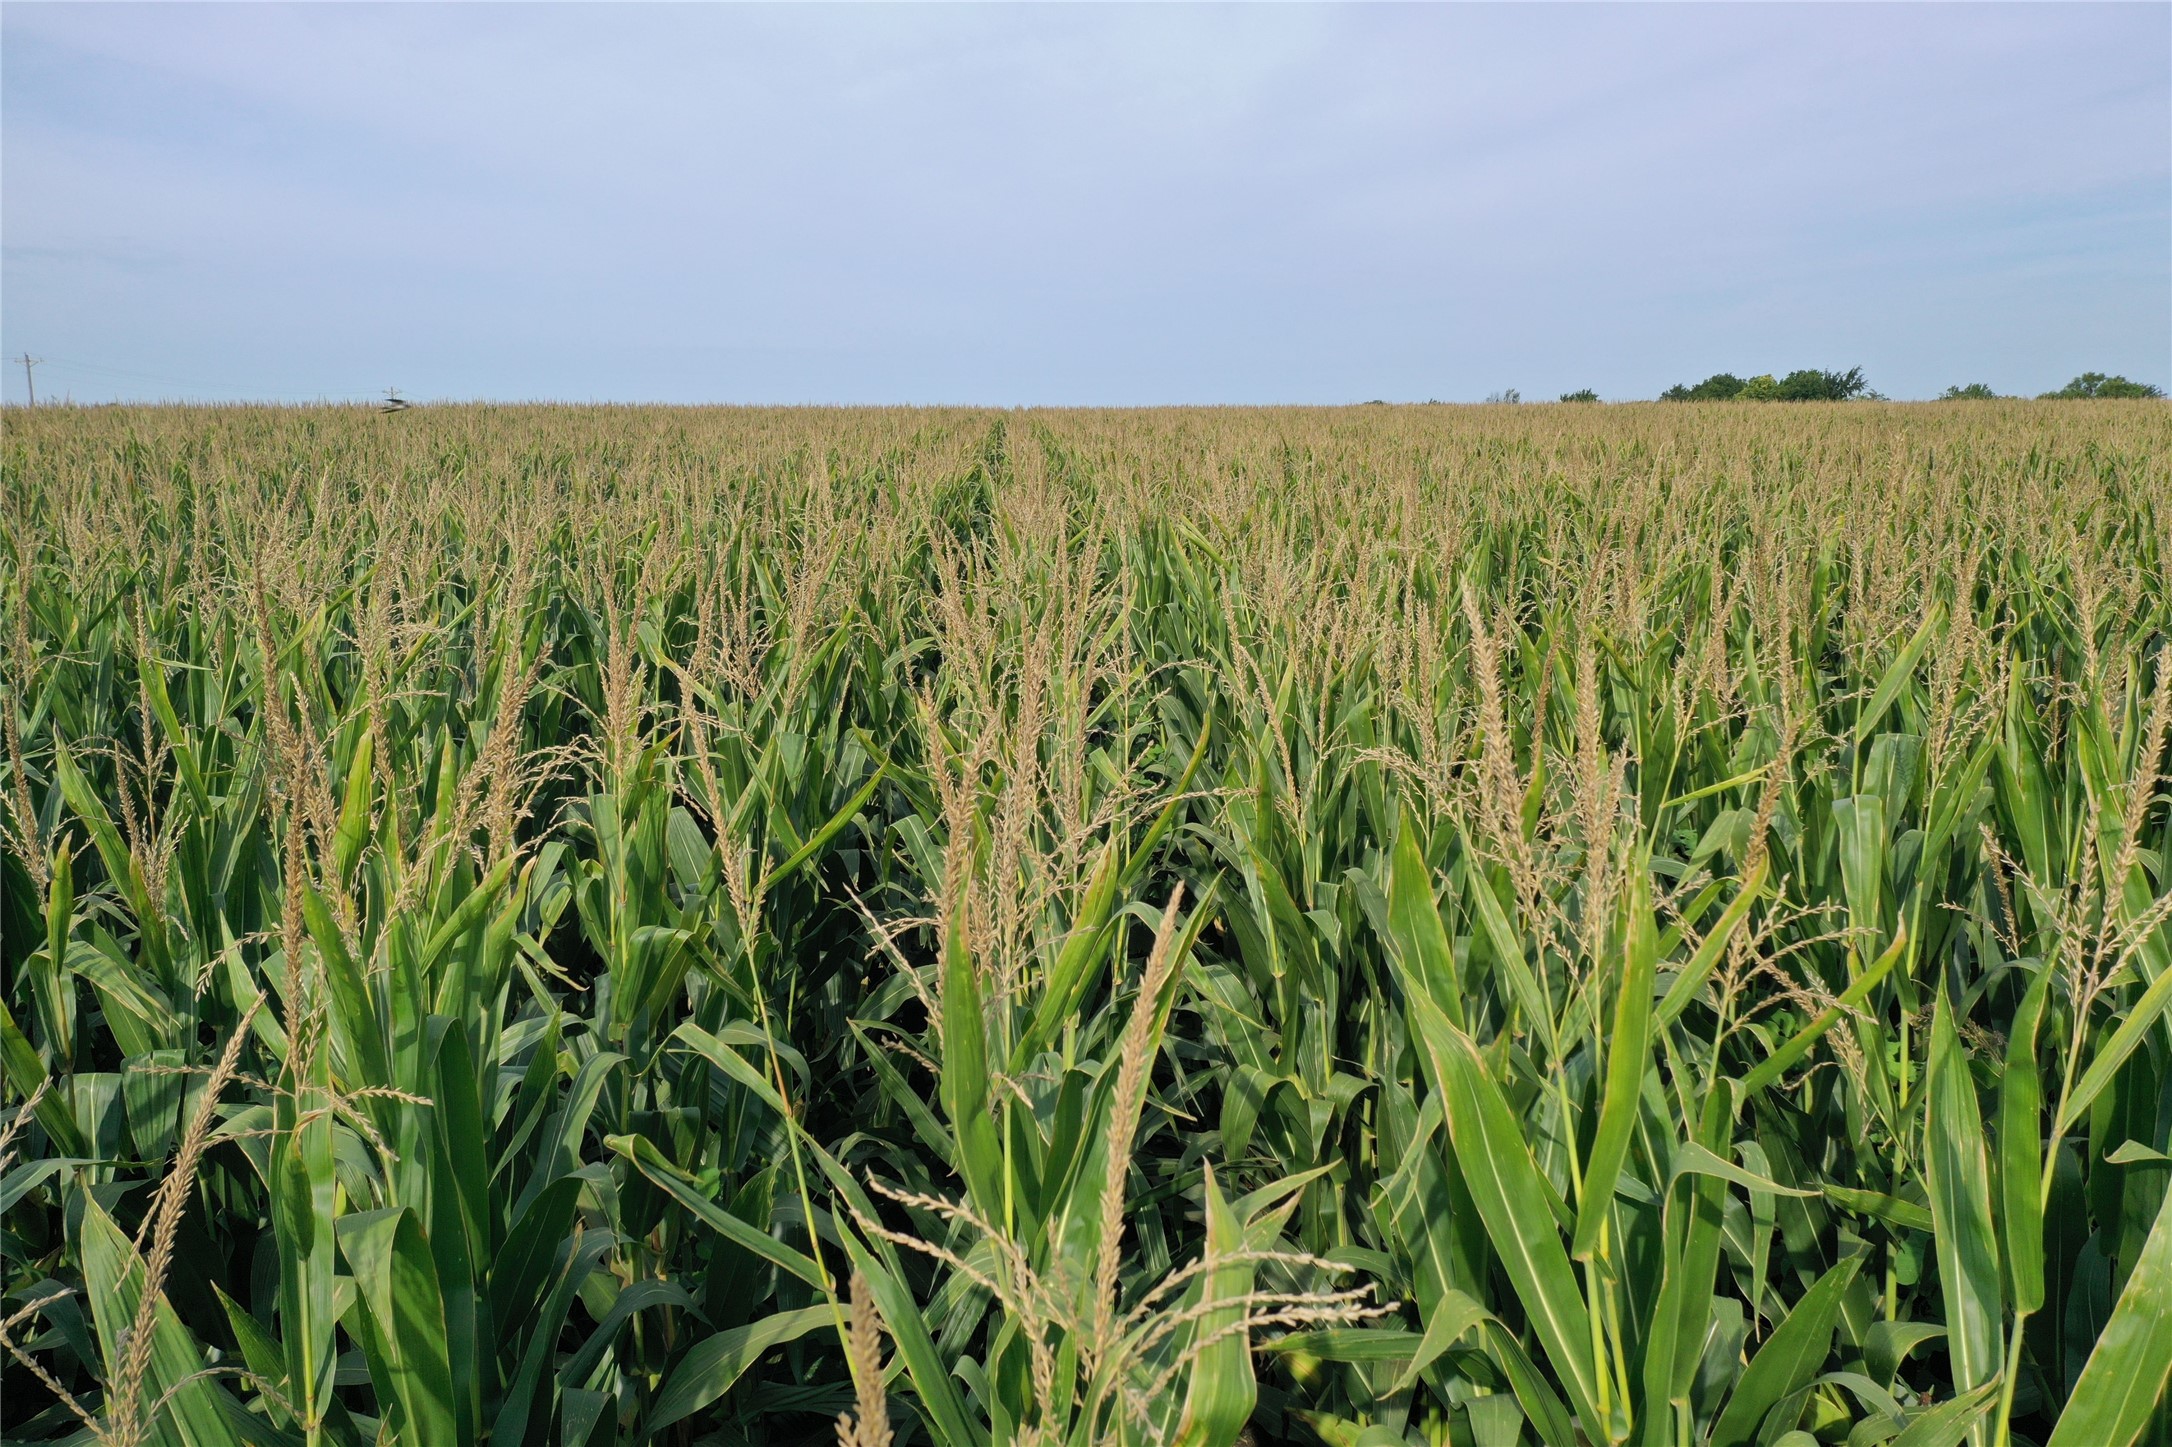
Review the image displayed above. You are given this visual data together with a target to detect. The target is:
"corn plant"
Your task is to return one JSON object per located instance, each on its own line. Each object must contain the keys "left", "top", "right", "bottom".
{"left": 2, "top": 399, "right": 2169, "bottom": 1447}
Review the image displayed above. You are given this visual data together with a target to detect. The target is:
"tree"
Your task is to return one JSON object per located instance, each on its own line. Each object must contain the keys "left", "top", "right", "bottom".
{"left": 1777, "top": 367, "right": 1868, "bottom": 401}
{"left": 1559, "top": 388, "right": 1599, "bottom": 402}
{"left": 1661, "top": 373, "right": 1745, "bottom": 401}
{"left": 1939, "top": 383, "right": 1999, "bottom": 400}
{"left": 1663, "top": 367, "right": 1873, "bottom": 402}
{"left": 1483, "top": 388, "right": 1522, "bottom": 404}
{"left": 2039, "top": 372, "right": 2163, "bottom": 399}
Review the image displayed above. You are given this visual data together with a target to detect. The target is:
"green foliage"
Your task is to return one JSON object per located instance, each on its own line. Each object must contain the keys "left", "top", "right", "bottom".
{"left": 1939, "top": 383, "right": 1999, "bottom": 400}
{"left": 1662, "top": 372, "right": 1745, "bottom": 400}
{"left": 1777, "top": 366, "right": 1868, "bottom": 400}
{"left": 1663, "top": 367, "right": 1870, "bottom": 401}
{"left": 2040, "top": 372, "right": 2164, "bottom": 399}
{"left": 1557, "top": 389, "right": 1599, "bottom": 403}
{"left": 2, "top": 402, "right": 2169, "bottom": 1447}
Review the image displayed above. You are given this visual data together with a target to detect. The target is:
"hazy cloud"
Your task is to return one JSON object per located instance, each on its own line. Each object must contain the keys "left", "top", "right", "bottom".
{"left": 4, "top": 2, "right": 2165, "bottom": 403}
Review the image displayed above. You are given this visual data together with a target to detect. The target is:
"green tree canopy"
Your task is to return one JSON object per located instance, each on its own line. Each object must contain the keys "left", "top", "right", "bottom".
{"left": 1777, "top": 367, "right": 1868, "bottom": 400}
{"left": 1661, "top": 367, "right": 1869, "bottom": 401}
{"left": 1558, "top": 388, "right": 1599, "bottom": 402}
{"left": 1939, "top": 383, "right": 1999, "bottom": 400}
{"left": 2040, "top": 372, "right": 2163, "bottom": 399}
{"left": 1661, "top": 372, "right": 1745, "bottom": 401}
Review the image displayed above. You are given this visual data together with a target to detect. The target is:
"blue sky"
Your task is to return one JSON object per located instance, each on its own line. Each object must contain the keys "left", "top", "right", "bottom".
{"left": 3, "top": 3, "right": 2165, "bottom": 405}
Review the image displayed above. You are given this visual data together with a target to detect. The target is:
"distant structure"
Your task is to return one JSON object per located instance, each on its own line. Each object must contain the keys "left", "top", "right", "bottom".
{"left": 379, "top": 388, "right": 411, "bottom": 413}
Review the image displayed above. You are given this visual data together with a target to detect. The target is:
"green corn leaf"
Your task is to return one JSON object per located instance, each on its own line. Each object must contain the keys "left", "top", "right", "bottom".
{"left": 419, "top": 854, "right": 517, "bottom": 977}
{"left": 2000, "top": 963, "right": 2051, "bottom": 1314}
{"left": 1172, "top": 1166, "right": 1258, "bottom": 1447}
{"left": 1888, "top": 1381, "right": 2002, "bottom": 1447}
{"left": 489, "top": 1175, "right": 585, "bottom": 1336}
{"left": 1013, "top": 839, "right": 1121, "bottom": 1072}
{"left": 758, "top": 760, "right": 885, "bottom": 893}
{"left": 1709, "top": 1252, "right": 1863, "bottom": 1447}
{"left": 851, "top": 1019, "right": 957, "bottom": 1166}
{"left": 0, "top": 999, "right": 87, "bottom": 1155}
{"left": 305, "top": 883, "right": 388, "bottom": 1087}
{"left": 605, "top": 1134, "right": 825, "bottom": 1288}
{"left": 839, "top": 1229, "right": 988, "bottom": 1447}
{"left": 214, "top": 1284, "right": 294, "bottom": 1430}
{"left": 1388, "top": 817, "right": 1463, "bottom": 1029}
{"left": 1925, "top": 991, "right": 2004, "bottom": 1428}
{"left": 273, "top": 1053, "right": 339, "bottom": 1440}
{"left": 1575, "top": 864, "right": 1657, "bottom": 1259}
{"left": 135, "top": 647, "right": 209, "bottom": 814}
{"left": 1118, "top": 702, "right": 1215, "bottom": 891}
{"left": 1820, "top": 1185, "right": 1934, "bottom": 1235}
{"left": 76, "top": 1193, "right": 239, "bottom": 1447}
{"left": 1387, "top": 1289, "right": 1490, "bottom": 1394}
{"left": 493, "top": 1229, "right": 615, "bottom": 1447}
{"left": 1856, "top": 603, "right": 1944, "bottom": 743}
{"left": 1463, "top": 854, "right": 1555, "bottom": 1054}
{"left": 1739, "top": 926, "right": 1908, "bottom": 1097}
{"left": 332, "top": 730, "right": 374, "bottom": 881}
{"left": 0, "top": 1155, "right": 97, "bottom": 1213}
{"left": 1402, "top": 993, "right": 1604, "bottom": 1441}
{"left": 1673, "top": 1141, "right": 1818, "bottom": 1198}
{"left": 2045, "top": 1162, "right": 2172, "bottom": 1447}
{"left": 644, "top": 1304, "right": 834, "bottom": 1435}
{"left": 2056, "top": 958, "right": 2172, "bottom": 1137}
{"left": 1639, "top": 1079, "right": 1735, "bottom": 1447}
{"left": 1654, "top": 858, "right": 1768, "bottom": 1030}
{"left": 938, "top": 902, "right": 1005, "bottom": 1217}
{"left": 31, "top": 839, "right": 75, "bottom": 1063}
{"left": 675, "top": 1023, "right": 793, "bottom": 1119}
{"left": 1260, "top": 1328, "right": 1427, "bottom": 1363}
{"left": 337, "top": 1206, "right": 464, "bottom": 1447}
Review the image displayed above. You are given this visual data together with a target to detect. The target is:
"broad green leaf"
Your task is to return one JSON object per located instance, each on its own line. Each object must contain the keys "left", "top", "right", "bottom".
{"left": 1387, "top": 818, "right": 1463, "bottom": 1029}
{"left": 1739, "top": 927, "right": 1907, "bottom": 1096}
{"left": 1925, "top": 992, "right": 2003, "bottom": 1435}
{"left": 1402, "top": 994, "right": 1603, "bottom": 1441}
{"left": 337, "top": 1206, "right": 464, "bottom": 1447}
{"left": 1637, "top": 1078, "right": 1734, "bottom": 1447}
{"left": 1709, "top": 1252, "right": 1863, "bottom": 1447}
{"left": 1576, "top": 865, "right": 1656, "bottom": 1259}
{"left": 1889, "top": 1381, "right": 2001, "bottom": 1447}
{"left": 1654, "top": 858, "right": 1767, "bottom": 1029}
{"left": 2056, "top": 958, "right": 2172, "bottom": 1137}
{"left": 2000, "top": 963, "right": 2051, "bottom": 1314}
{"left": 2046, "top": 1163, "right": 2172, "bottom": 1447}
{"left": 644, "top": 1305, "right": 834, "bottom": 1434}
{"left": 333, "top": 730, "right": 374, "bottom": 881}
{"left": 838, "top": 1229, "right": 987, "bottom": 1447}
{"left": 1856, "top": 604, "right": 1944, "bottom": 743}
{"left": 76, "top": 1193, "right": 239, "bottom": 1447}
{"left": 1172, "top": 1166, "right": 1257, "bottom": 1447}
{"left": 938, "top": 902, "right": 1005, "bottom": 1217}
{"left": 759, "top": 761, "right": 885, "bottom": 892}
{"left": 605, "top": 1134, "right": 825, "bottom": 1288}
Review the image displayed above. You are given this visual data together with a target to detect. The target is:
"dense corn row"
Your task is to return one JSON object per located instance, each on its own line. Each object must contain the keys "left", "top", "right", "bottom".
{"left": 2, "top": 400, "right": 2169, "bottom": 1447}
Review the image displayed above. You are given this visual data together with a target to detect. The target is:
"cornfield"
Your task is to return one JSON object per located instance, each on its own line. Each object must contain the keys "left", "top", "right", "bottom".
{"left": 2, "top": 400, "right": 2169, "bottom": 1447}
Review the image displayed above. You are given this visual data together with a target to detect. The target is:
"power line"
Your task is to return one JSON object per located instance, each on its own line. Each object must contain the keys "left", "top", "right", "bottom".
{"left": 27, "top": 354, "right": 381, "bottom": 403}
{"left": 18, "top": 355, "right": 40, "bottom": 407}
{"left": 34, "top": 354, "right": 259, "bottom": 392}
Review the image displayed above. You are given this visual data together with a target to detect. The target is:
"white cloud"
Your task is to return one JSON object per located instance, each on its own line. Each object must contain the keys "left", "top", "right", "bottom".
{"left": 4, "top": 2, "right": 2164, "bottom": 403}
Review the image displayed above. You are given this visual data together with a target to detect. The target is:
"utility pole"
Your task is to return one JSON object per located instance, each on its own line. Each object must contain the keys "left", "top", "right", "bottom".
{"left": 18, "top": 355, "right": 39, "bottom": 408}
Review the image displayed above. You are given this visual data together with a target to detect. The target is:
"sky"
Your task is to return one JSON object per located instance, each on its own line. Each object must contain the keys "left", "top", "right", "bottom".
{"left": 2, "top": 3, "right": 2166, "bottom": 406}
